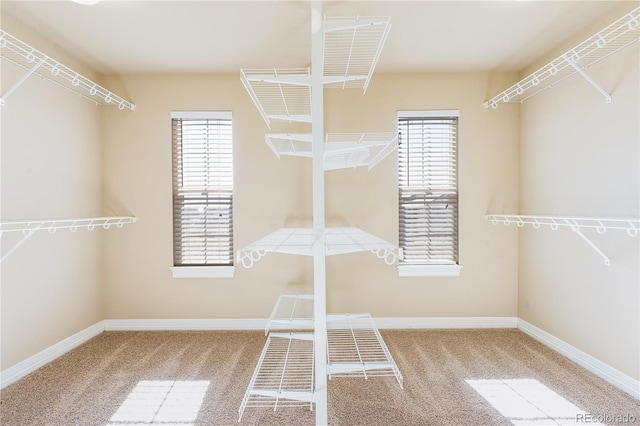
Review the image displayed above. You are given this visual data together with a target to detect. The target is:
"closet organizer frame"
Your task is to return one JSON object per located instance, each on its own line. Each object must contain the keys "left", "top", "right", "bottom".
{"left": 484, "top": 6, "right": 640, "bottom": 109}
{"left": 237, "top": 9, "right": 399, "bottom": 425}
{"left": 0, "top": 216, "right": 137, "bottom": 263}
{"left": 0, "top": 30, "right": 135, "bottom": 110}
{"left": 484, "top": 214, "right": 640, "bottom": 265}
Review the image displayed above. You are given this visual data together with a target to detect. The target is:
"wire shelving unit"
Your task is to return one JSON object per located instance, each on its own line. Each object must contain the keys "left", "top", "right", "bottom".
{"left": 237, "top": 4, "right": 397, "bottom": 424}
{"left": 0, "top": 216, "right": 137, "bottom": 263}
{"left": 484, "top": 214, "right": 640, "bottom": 265}
{"left": 265, "top": 132, "right": 398, "bottom": 171}
{"left": 0, "top": 30, "right": 135, "bottom": 110}
{"left": 484, "top": 7, "right": 640, "bottom": 108}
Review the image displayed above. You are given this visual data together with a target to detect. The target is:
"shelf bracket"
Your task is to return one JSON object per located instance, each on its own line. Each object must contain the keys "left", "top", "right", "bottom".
{"left": 0, "top": 224, "right": 42, "bottom": 263}
{"left": 0, "top": 56, "right": 47, "bottom": 106}
{"left": 564, "top": 219, "right": 611, "bottom": 265}
{"left": 561, "top": 54, "right": 611, "bottom": 103}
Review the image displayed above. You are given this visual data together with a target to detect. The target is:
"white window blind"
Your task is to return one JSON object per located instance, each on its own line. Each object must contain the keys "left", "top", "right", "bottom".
{"left": 172, "top": 112, "right": 233, "bottom": 266}
{"left": 398, "top": 112, "right": 458, "bottom": 265}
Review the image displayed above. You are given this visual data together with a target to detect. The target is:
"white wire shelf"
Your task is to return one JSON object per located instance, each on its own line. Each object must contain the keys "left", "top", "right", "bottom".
{"left": 485, "top": 214, "right": 640, "bottom": 265}
{"left": 484, "top": 7, "right": 640, "bottom": 108}
{"left": 265, "top": 294, "right": 315, "bottom": 335}
{"left": 236, "top": 227, "right": 403, "bottom": 268}
{"left": 0, "top": 216, "right": 137, "bottom": 263}
{"left": 240, "top": 68, "right": 312, "bottom": 127}
{"left": 265, "top": 132, "right": 398, "bottom": 171}
{"left": 1, "top": 30, "right": 136, "bottom": 110}
{"left": 323, "top": 16, "right": 391, "bottom": 92}
{"left": 327, "top": 313, "right": 403, "bottom": 388}
{"left": 238, "top": 332, "right": 315, "bottom": 422}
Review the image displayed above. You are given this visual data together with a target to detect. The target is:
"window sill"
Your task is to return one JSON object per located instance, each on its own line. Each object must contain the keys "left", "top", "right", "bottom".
{"left": 170, "top": 266, "right": 235, "bottom": 279}
{"left": 398, "top": 264, "right": 462, "bottom": 277}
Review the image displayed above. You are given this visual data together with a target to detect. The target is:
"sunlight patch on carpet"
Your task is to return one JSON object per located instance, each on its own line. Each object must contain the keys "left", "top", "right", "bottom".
{"left": 466, "top": 378, "right": 603, "bottom": 425}
{"left": 106, "top": 380, "right": 209, "bottom": 426}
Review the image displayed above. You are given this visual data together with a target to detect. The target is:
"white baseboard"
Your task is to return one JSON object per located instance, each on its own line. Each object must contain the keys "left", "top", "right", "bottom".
{"left": 103, "top": 318, "right": 268, "bottom": 331}
{"left": 518, "top": 319, "right": 640, "bottom": 400}
{"left": 0, "top": 321, "right": 104, "bottom": 389}
{"left": 374, "top": 316, "right": 518, "bottom": 329}
{"left": 3, "top": 317, "right": 637, "bottom": 401}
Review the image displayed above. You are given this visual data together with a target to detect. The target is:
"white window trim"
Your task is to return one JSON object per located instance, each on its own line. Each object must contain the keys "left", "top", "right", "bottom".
{"left": 171, "top": 111, "right": 232, "bottom": 120}
{"left": 397, "top": 109, "right": 462, "bottom": 277}
{"left": 170, "top": 266, "right": 235, "bottom": 279}
{"left": 397, "top": 110, "right": 460, "bottom": 118}
{"left": 397, "top": 264, "right": 462, "bottom": 277}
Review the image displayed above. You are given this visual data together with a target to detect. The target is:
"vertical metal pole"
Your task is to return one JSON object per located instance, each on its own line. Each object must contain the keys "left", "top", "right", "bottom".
{"left": 311, "top": 1, "right": 328, "bottom": 425}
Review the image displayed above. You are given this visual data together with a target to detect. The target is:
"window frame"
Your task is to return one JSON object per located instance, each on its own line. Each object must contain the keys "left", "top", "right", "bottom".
{"left": 396, "top": 110, "right": 462, "bottom": 277}
{"left": 169, "top": 111, "right": 235, "bottom": 279}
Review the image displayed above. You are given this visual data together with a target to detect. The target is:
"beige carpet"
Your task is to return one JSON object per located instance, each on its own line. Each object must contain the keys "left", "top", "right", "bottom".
{"left": 1, "top": 329, "right": 638, "bottom": 425}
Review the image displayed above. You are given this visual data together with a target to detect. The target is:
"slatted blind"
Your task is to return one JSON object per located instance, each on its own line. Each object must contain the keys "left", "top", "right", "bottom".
{"left": 172, "top": 112, "right": 233, "bottom": 266}
{"left": 398, "top": 113, "right": 458, "bottom": 264}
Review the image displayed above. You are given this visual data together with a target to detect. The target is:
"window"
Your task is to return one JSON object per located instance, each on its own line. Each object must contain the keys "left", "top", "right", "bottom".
{"left": 397, "top": 111, "right": 461, "bottom": 277}
{"left": 170, "top": 111, "right": 234, "bottom": 278}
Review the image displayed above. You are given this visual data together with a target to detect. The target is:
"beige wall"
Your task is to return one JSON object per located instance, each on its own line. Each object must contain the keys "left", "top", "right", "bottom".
{"left": 101, "top": 71, "right": 519, "bottom": 320}
{"left": 0, "top": 15, "right": 104, "bottom": 369}
{"left": 518, "top": 11, "right": 640, "bottom": 380}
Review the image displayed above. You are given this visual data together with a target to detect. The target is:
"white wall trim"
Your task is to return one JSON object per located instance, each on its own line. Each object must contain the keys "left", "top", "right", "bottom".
{"left": 0, "top": 321, "right": 104, "bottom": 389}
{"left": 103, "top": 318, "right": 268, "bottom": 331}
{"left": 3, "top": 317, "right": 637, "bottom": 401}
{"left": 518, "top": 319, "right": 640, "bottom": 400}
{"left": 374, "top": 316, "right": 518, "bottom": 329}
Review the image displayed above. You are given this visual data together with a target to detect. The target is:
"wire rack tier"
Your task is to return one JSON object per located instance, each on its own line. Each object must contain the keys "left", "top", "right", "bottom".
{"left": 238, "top": 332, "right": 315, "bottom": 422}
{"left": 240, "top": 68, "right": 312, "bottom": 127}
{"left": 265, "top": 132, "right": 398, "bottom": 171}
{"left": 322, "top": 16, "right": 391, "bottom": 92}
{"left": 327, "top": 313, "right": 403, "bottom": 387}
{"left": 265, "top": 294, "right": 315, "bottom": 335}
{"left": 236, "top": 227, "right": 402, "bottom": 268}
{"left": 0, "top": 30, "right": 135, "bottom": 110}
{"left": 484, "top": 7, "right": 640, "bottom": 108}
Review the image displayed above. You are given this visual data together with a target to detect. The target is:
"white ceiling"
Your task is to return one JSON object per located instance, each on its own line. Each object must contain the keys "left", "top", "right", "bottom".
{"left": 0, "top": 1, "right": 625, "bottom": 75}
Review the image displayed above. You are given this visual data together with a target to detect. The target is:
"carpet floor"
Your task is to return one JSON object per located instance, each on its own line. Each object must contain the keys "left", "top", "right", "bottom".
{"left": 1, "top": 329, "right": 638, "bottom": 425}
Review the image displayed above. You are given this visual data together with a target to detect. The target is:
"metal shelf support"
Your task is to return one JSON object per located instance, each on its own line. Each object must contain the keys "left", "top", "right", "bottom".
{"left": 0, "top": 56, "right": 46, "bottom": 105}
{"left": 561, "top": 54, "right": 611, "bottom": 103}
